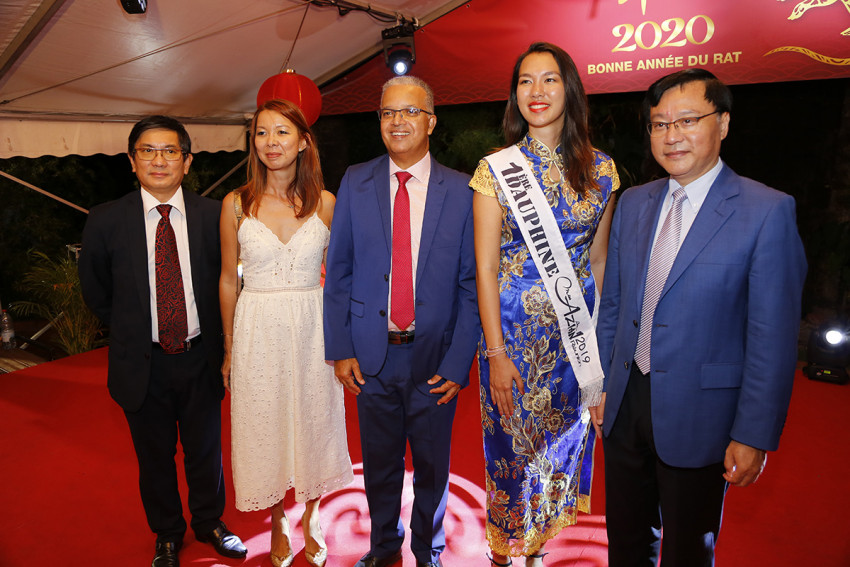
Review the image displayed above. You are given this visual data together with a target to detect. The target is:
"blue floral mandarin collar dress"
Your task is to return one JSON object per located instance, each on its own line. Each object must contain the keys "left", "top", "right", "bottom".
{"left": 470, "top": 134, "right": 619, "bottom": 556}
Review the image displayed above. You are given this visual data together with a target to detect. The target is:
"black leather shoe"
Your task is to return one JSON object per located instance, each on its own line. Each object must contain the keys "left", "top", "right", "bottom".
{"left": 416, "top": 558, "right": 443, "bottom": 567}
{"left": 354, "top": 549, "right": 403, "bottom": 567}
{"left": 152, "top": 540, "right": 181, "bottom": 567}
{"left": 196, "top": 523, "right": 248, "bottom": 558}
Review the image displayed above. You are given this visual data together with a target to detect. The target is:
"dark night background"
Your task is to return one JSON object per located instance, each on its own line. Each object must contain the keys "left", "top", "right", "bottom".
{"left": 1, "top": 77, "right": 848, "bottom": 345}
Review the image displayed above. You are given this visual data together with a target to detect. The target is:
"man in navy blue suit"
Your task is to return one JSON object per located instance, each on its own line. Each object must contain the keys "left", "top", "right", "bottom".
{"left": 593, "top": 69, "right": 807, "bottom": 566}
{"left": 323, "top": 76, "right": 478, "bottom": 567}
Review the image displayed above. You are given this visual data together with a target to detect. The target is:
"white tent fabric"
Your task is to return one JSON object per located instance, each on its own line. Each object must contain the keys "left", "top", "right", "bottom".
{"left": 1, "top": 119, "right": 246, "bottom": 157}
{"left": 0, "top": 0, "right": 460, "bottom": 158}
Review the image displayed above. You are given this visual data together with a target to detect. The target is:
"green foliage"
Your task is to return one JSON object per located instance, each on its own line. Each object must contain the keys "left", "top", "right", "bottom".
{"left": 11, "top": 250, "right": 104, "bottom": 355}
{"left": 0, "top": 153, "right": 130, "bottom": 306}
{"left": 182, "top": 151, "right": 247, "bottom": 200}
{"left": 0, "top": 150, "right": 244, "bottom": 309}
{"left": 588, "top": 91, "right": 648, "bottom": 190}
{"left": 430, "top": 102, "right": 504, "bottom": 174}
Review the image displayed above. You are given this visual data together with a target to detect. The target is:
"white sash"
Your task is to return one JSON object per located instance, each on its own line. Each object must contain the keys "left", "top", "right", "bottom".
{"left": 485, "top": 145, "right": 603, "bottom": 410}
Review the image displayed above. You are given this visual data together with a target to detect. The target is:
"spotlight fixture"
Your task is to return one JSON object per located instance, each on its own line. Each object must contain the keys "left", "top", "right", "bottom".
{"left": 388, "top": 49, "right": 414, "bottom": 76}
{"left": 120, "top": 0, "right": 147, "bottom": 14}
{"left": 382, "top": 22, "right": 416, "bottom": 76}
{"left": 805, "top": 320, "right": 850, "bottom": 384}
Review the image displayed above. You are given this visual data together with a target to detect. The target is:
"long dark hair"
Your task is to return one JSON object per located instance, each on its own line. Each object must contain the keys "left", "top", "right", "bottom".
{"left": 239, "top": 99, "right": 324, "bottom": 219}
{"left": 502, "top": 42, "right": 598, "bottom": 196}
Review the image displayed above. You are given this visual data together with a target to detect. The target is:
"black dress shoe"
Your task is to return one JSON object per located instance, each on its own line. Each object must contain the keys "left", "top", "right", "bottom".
{"left": 152, "top": 540, "right": 181, "bottom": 567}
{"left": 354, "top": 549, "right": 403, "bottom": 567}
{"left": 416, "top": 558, "right": 443, "bottom": 567}
{"left": 196, "top": 522, "right": 248, "bottom": 558}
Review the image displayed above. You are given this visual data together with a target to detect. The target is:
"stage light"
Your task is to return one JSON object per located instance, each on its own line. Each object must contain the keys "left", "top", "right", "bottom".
{"left": 388, "top": 50, "right": 414, "bottom": 76}
{"left": 825, "top": 329, "right": 843, "bottom": 345}
{"left": 805, "top": 321, "right": 850, "bottom": 384}
{"left": 382, "top": 22, "right": 416, "bottom": 76}
{"left": 120, "top": 0, "right": 147, "bottom": 14}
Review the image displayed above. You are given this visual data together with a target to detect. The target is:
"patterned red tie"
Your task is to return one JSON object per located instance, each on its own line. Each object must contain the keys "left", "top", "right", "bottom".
{"left": 391, "top": 171, "right": 415, "bottom": 330}
{"left": 155, "top": 204, "right": 188, "bottom": 353}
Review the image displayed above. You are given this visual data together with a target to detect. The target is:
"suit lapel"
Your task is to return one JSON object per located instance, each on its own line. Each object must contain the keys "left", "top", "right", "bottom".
{"left": 416, "top": 157, "right": 447, "bottom": 286}
{"left": 634, "top": 179, "right": 668, "bottom": 311}
{"left": 183, "top": 189, "right": 206, "bottom": 307}
{"left": 373, "top": 156, "right": 393, "bottom": 256}
{"left": 125, "top": 191, "right": 151, "bottom": 315}
{"left": 662, "top": 166, "right": 737, "bottom": 297}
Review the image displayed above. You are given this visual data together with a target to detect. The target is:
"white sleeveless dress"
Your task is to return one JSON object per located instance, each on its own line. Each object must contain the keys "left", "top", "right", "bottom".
{"left": 230, "top": 214, "right": 353, "bottom": 510}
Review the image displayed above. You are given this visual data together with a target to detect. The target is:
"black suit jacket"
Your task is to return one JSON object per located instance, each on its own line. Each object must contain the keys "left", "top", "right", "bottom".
{"left": 79, "top": 188, "right": 224, "bottom": 412}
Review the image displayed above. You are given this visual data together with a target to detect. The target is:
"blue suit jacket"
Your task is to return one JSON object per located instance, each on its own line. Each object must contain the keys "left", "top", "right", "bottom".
{"left": 323, "top": 154, "right": 479, "bottom": 390}
{"left": 596, "top": 165, "right": 807, "bottom": 467}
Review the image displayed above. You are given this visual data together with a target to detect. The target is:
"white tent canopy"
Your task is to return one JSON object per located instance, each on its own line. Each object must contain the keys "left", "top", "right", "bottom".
{"left": 0, "top": 0, "right": 461, "bottom": 158}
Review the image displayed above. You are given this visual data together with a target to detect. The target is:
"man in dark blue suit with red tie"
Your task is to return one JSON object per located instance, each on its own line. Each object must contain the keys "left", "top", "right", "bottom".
{"left": 593, "top": 70, "right": 807, "bottom": 566}
{"left": 324, "top": 76, "right": 479, "bottom": 567}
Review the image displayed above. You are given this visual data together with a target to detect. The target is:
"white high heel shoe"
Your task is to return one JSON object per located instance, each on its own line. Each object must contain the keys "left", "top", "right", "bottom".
{"left": 270, "top": 508, "right": 294, "bottom": 567}
{"left": 303, "top": 511, "right": 328, "bottom": 567}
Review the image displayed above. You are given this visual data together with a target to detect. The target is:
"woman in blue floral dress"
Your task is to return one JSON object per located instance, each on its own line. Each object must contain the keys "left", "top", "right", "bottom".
{"left": 471, "top": 42, "right": 619, "bottom": 565}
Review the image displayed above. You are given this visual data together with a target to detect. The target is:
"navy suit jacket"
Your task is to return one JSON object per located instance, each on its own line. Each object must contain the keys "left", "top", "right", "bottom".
{"left": 79, "top": 188, "right": 224, "bottom": 412}
{"left": 596, "top": 165, "right": 807, "bottom": 467}
{"left": 323, "top": 154, "right": 479, "bottom": 390}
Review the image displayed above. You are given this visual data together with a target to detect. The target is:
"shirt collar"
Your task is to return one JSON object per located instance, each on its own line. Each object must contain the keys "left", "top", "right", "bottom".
{"left": 389, "top": 152, "right": 431, "bottom": 184}
{"left": 141, "top": 186, "right": 186, "bottom": 218}
{"left": 668, "top": 158, "right": 723, "bottom": 213}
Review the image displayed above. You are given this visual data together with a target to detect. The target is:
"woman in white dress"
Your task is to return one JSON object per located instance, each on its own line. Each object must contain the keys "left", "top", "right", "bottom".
{"left": 220, "top": 99, "right": 353, "bottom": 567}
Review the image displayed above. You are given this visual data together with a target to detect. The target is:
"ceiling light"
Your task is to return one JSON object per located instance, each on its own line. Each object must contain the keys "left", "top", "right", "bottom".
{"left": 382, "top": 22, "right": 416, "bottom": 76}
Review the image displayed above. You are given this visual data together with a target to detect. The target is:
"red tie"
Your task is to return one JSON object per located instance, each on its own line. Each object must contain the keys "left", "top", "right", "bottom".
{"left": 391, "top": 171, "right": 415, "bottom": 330}
{"left": 155, "top": 204, "right": 189, "bottom": 353}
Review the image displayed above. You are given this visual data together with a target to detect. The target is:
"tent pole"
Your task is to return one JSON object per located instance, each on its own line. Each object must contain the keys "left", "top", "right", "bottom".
{"left": 0, "top": 0, "right": 69, "bottom": 81}
{"left": 201, "top": 156, "right": 248, "bottom": 197}
{"left": 0, "top": 170, "right": 88, "bottom": 214}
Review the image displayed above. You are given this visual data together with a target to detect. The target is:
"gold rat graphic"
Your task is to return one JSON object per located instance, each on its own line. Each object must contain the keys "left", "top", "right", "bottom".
{"left": 781, "top": 0, "right": 850, "bottom": 36}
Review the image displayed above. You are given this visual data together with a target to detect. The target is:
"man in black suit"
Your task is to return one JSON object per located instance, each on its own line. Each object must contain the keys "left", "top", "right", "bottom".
{"left": 79, "top": 116, "right": 246, "bottom": 567}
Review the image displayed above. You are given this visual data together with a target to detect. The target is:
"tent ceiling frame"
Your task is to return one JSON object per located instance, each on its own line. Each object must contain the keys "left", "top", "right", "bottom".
{"left": 316, "top": 0, "right": 468, "bottom": 86}
{"left": 0, "top": 109, "right": 248, "bottom": 126}
{"left": 0, "top": 0, "right": 69, "bottom": 81}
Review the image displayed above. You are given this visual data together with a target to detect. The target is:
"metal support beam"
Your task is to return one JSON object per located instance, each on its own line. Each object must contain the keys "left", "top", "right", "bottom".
{"left": 0, "top": 0, "right": 69, "bottom": 81}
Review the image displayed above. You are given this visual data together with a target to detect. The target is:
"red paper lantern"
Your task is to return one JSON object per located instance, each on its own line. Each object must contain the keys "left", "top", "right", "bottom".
{"left": 256, "top": 69, "right": 322, "bottom": 125}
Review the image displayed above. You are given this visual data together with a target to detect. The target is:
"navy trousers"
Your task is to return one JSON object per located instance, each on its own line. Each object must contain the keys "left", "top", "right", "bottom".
{"left": 356, "top": 342, "right": 457, "bottom": 564}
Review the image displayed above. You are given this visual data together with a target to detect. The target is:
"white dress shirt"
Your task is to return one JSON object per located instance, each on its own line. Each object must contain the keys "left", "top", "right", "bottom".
{"left": 650, "top": 158, "right": 724, "bottom": 257}
{"left": 388, "top": 152, "right": 431, "bottom": 331}
{"left": 140, "top": 187, "right": 201, "bottom": 342}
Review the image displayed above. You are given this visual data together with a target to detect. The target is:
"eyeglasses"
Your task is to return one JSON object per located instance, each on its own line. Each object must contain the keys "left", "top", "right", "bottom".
{"left": 134, "top": 147, "right": 185, "bottom": 161}
{"left": 377, "top": 107, "right": 433, "bottom": 121}
{"left": 646, "top": 111, "right": 719, "bottom": 137}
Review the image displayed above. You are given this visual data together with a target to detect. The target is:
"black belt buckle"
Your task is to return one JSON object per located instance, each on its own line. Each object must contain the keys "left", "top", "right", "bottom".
{"left": 388, "top": 330, "right": 415, "bottom": 344}
{"left": 183, "top": 335, "right": 202, "bottom": 351}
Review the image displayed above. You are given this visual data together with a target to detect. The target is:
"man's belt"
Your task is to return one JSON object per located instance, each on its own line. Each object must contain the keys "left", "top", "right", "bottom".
{"left": 152, "top": 334, "right": 202, "bottom": 354}
{"left": 388, "top": 330, "right": 415, "bottom": 344}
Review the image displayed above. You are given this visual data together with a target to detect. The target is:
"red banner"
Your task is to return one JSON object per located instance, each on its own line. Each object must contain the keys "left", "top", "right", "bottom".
{"left": 321, "top": 0, "right": 850, "bottom": 115}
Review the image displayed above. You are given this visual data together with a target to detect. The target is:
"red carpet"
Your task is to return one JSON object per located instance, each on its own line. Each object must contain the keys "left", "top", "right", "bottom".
{"left": 1, "top": 347, "right": 848, "bottom": 566}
